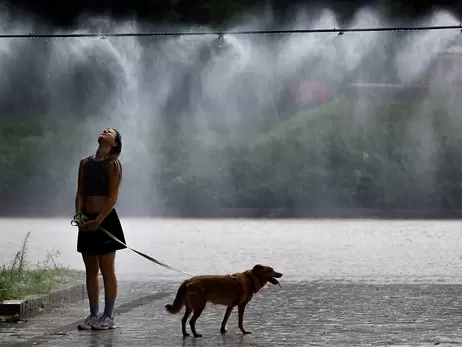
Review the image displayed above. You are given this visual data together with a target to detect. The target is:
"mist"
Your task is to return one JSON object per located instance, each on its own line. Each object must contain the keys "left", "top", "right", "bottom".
{"left": 0, "top": 5, "right": 461, "bottom": 216}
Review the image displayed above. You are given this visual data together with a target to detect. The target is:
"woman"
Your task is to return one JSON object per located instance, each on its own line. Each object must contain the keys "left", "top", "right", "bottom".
{"left": 74, "top": 127, "right": 126, "bottom": 331}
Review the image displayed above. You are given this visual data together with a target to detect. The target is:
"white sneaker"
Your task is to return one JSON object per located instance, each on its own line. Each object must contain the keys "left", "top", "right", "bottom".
{"left": 77, "top": 315, "right": 99, "bottom": 330}
{"left": 91, "top": 315, "right": 116, "bottom": 330}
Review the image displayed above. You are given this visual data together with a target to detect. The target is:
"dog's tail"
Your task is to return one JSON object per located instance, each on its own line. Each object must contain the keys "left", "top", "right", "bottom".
{"left": 165, "top": 281, "right": 187, "bottom": 314}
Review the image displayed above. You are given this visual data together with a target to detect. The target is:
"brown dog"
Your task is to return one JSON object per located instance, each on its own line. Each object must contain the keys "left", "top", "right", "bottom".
{"left": 165, "top": 264, "right": 282, "bottom": 338}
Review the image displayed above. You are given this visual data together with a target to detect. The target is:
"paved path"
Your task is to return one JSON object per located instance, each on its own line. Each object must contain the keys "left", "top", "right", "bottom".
{"left": 2, "top": 219, "right": 462, "bottom": 346}
{"left": 3, "top": 218, "right": 462, "bottom": 282}
{"left": 2, "top": 280, "right": 462, "bottom": 346}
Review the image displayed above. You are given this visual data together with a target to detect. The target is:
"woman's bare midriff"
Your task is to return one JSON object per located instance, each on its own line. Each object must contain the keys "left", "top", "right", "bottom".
{"left": 82, "top": 196, "right": 108, "bottom": 214}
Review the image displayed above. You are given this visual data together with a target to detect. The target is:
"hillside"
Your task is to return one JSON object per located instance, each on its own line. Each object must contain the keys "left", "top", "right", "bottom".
{"left": 231, "top": 98, "right": 462, "bottom": 208}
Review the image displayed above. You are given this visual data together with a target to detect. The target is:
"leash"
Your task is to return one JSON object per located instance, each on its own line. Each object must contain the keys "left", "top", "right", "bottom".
{"left": 71, "top": 213, "right": 194, "bottom": 277}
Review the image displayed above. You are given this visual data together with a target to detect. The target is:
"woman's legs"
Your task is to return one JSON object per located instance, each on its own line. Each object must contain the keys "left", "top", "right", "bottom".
{"left": 98, "top": 251, "right": 117, "bottom": 319}
{"left": 82, "top": 254, "right": 100, "bottom": 316}
{"left": 77, "top": 254, "right": 100, "bottom": 330}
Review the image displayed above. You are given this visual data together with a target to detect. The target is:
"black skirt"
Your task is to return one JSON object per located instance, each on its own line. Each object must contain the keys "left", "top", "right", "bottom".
{"left": 77, "top": 209, "right": 127, "bottom": 255}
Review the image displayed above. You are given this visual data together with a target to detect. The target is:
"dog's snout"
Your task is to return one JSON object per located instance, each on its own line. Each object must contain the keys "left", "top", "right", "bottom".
{"left": 274, "top": 273, "right": 283, "bottom": 278}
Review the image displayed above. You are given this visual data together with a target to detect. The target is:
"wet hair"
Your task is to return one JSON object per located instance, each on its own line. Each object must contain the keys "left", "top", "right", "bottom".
{"left": 108, "top": 128, "right": 122, "bottom": 158}
{"left": 106, "top": 128, "right": 122, "bottom": 185}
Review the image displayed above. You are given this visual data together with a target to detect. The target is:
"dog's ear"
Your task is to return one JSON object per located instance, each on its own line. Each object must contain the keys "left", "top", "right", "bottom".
{"left": 253, "top": 264, "right": 264, "bottom": 271}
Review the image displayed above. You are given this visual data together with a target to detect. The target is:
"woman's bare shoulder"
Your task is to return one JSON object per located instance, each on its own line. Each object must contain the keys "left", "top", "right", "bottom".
{"left": 106, "top": 157, "right": 122, "bottom": 175}
{"left": 79, "top": 156, "right": 91, "bottom": 167}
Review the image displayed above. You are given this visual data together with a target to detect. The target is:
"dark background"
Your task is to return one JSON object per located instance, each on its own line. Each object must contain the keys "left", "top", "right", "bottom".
{"left": 3, "top": 0, "right": 462, "bottom": 29}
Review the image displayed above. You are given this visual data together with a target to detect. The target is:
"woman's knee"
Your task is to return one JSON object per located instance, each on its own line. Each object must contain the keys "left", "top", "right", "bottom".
{"left": 98, "top": 252, "right": 116, "bottom": 277}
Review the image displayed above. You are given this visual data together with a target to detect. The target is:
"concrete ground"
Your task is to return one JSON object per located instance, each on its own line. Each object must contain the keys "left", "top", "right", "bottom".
{"left": 2, "top": 280, "right": 462, "bottom": 346}
{"left": 2, "top": 218, "right": 462, "bottom": 346}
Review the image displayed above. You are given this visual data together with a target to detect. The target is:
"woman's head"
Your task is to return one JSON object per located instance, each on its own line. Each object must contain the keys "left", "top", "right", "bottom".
{"left": 98, "top": 128, "right": 122, "bottom": 158}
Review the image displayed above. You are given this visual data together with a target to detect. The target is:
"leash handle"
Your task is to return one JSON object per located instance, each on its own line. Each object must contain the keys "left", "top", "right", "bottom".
{"left": 71, "top": 214, "right": 193, "bottom": 277}
{"left": 71, "top": 213, "right": 86, "bottom": 226}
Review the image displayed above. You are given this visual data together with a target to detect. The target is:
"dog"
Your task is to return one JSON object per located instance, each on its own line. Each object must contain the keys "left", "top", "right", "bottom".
{"left": 165, "top": 264, "right": 283, "bottom": 338}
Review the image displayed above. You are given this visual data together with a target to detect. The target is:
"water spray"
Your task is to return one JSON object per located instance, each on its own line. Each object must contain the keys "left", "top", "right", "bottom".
{"left": 1, "top": 8, "right": 461, "bottom": 214}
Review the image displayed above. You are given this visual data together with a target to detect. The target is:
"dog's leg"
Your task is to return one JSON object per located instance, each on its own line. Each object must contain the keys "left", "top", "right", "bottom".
{"left": 238, "top": 303, "right": 252, "bottom": 334}
{"left": 181, "top": 306, "right": 192, "bottom": 337}
{"left": 220, "top": 306, "right": 233, "bottom": 334}
{"left": 189, "top": 304, "right": 205, "bottom": 338}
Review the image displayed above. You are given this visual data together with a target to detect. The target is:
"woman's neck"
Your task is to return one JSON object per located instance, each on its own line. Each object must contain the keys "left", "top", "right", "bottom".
{"left": 95, "top": 147, "right": 110, "bottom": 161}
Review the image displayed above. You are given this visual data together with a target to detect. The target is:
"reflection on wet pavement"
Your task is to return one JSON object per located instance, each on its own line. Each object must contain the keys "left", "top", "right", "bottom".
{"left": 2, "top": 219, "right": 462, "bottom": 346}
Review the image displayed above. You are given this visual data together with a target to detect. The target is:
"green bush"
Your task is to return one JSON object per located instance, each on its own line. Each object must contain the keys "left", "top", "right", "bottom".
{"left": 1, "top": 98, "right": 462, "bottom": 213}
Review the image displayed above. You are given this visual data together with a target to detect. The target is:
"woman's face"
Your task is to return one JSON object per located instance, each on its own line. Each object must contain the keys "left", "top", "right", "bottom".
{"left": 98, "top": 128, "right": 117, "bottom": 147}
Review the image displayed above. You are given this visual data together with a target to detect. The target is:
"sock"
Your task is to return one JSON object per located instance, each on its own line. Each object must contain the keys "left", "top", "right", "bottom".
{"left": 104, "top": 298, "right": 115, "bottom": 319}
{"left": 90, "top": 305, "right": 99, "bottom": 317}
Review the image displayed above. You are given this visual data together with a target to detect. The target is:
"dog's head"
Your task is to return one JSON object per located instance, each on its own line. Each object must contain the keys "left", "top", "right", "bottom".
{"left": 250, "top": 264, "right": 283, "bottom": 287}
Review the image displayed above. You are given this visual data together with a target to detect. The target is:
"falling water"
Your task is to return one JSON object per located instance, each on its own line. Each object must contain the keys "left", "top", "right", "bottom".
{"left": 0, "top": 6, "right": 460, "bottom": 215}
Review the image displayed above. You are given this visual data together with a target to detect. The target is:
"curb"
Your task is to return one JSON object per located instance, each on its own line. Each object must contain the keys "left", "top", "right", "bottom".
{"left": 0, "top": 282, "right": 87, "bottom": 316}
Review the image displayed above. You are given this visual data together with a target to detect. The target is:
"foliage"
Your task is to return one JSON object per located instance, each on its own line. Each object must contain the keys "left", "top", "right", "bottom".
{"left": 152, "top": 98, "right": 462, "bottom": 211}
{"left": 0, "top": 231, "right": 85, "bottom": 301}
{"left": 1, "top": 98, "right": 462, "bottom": 214}
{"left": 230, "top": 99, "right": 462, "bottom": 209}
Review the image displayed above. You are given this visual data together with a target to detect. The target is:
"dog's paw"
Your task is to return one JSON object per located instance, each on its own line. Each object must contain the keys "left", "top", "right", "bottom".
{"left": 220, "top": 328, "right": 227, "bottom": 334}
{"left": 182, "top": 333, "right": 190, "bottom": 338}
{"left": 193, "top": 334, "right": 203, "bottom": 338}
{"left": 241, "top": 330, "right": 252, "bottom": 335}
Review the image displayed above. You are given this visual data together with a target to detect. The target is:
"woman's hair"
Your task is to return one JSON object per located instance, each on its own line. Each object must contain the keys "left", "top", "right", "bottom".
{"left": 107, "top": 128, "right": 123, "bottom": 184}
{"left": 108, "top": 128, "right": 122, "bottom": 158}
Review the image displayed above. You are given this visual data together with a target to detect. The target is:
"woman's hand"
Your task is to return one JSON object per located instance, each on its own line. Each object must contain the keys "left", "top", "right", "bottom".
{"left": 82, "top": 219, "right": 101, "bottom": 232}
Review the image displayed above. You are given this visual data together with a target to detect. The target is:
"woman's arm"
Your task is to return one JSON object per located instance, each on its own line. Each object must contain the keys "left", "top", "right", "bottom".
{"left": 95, "top": 159, "right": 122, "bottom": 223}
{"left": 75, "top": 157, "right": 88, "bottom": 214}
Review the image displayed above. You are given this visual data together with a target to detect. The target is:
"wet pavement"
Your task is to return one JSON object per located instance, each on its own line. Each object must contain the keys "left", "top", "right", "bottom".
{"left": 2, "top": 280, "right": 462, "bottom": 346}
{"left": 3, "top": 218, "right": 462, "bottom": 282}
{"left": 2, "top": 218, "right": 462, "bottom": 346}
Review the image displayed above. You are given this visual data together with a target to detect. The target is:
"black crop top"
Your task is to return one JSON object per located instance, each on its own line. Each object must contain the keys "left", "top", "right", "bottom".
{"left": 83, "top": 156, "right": 109, "bottom": 196}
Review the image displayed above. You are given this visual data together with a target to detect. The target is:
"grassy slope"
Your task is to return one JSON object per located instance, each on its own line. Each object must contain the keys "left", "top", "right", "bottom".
{"left": 250, "top": 97, "right": 455, "bottom": 151}
{"left": 233, "top": 97, "right": 461, "bottom": 207}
